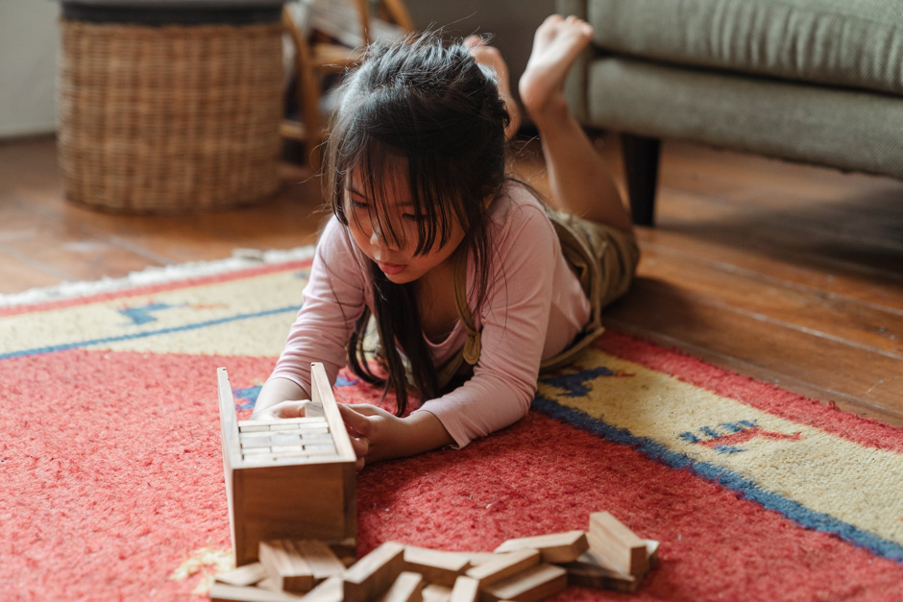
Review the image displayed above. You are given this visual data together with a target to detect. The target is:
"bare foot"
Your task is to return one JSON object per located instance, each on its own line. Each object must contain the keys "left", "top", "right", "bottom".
{"left": 519, "top": 14, "right": 594, "bottom": 119}
{"left": 464, "top": 35, "right": 521, "bottom": 140}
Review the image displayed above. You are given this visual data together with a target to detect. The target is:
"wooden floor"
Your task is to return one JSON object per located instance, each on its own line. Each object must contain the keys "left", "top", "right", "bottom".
{"left": 1, "top": 134, "right": 900, "bottom": 426}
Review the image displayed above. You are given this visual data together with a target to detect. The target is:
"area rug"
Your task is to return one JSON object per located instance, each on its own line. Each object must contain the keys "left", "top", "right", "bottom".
{"left": 0, "top": 248, "right": 900, "bottom": 601}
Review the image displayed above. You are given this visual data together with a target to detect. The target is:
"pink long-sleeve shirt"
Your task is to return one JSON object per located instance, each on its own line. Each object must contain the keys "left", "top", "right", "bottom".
{"left": 269, "top": 183, "right": 591, "bottom": 448}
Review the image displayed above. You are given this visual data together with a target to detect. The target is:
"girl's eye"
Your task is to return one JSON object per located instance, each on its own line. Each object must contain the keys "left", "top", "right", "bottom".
{"left": 402, "top": 213, "right": 426, "bottom": 222}
{"left": 350, "top": 200, "right": 368, "bottom": 210}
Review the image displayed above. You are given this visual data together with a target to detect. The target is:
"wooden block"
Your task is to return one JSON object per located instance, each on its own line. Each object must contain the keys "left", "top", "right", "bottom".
{"left": 328, "top": 541, "right": 358, "bottom": 567}
{"left": 238, "top": 421, "right": 273, "bottom": 433}
{"left": 421, "top": 585, "right": 453, "bottom": 602}
{"left": 294, "top": 539, "right": 347, "bottom": 582}
{"left": 241, "top": 438, "right": 275, "bottom": 449}
{"left": 562, "top": 549, "right": 638, "bottom": 593}
{"left": 272, "top": 445, "right": 306, "bottom": 455}
{"left": 300, "top": 576, "right": 344, "bottom": 602}
{"left": 259, "top": 540, "right": 315, "bottom": 592}
{"left": 377, "top": 571, "right": 424, "bottom": 602}
{"left": 465, "top": 553, "right": 500, "bottom": 566}
{"left": 257, "top": 577, "right": 282, "bottom": 592}
{"left": 218, "top": 365, "right": 357, "bottom": 566}
{"left": 479, "top": 564, "right": 567, "bottom": 602}
{"left": 588, "top": 512, "right": 648, "bottom": 577}
{"left": 492, "top": 531, "right": 588, "bottom": 563}
{"left": 465, "top": 549, "right": 540, "bottom": 586}
{"left": 449, "top": 576, "right": 479, "bottom": 602}
{"left": 215, "top": 562, "right": 268, "bottom": 587}
{"left": 404, "top": 545, "right": 471, "bottom": 586}
{"left": 644, "top": 539, "right": 660, "bottom": 566}
{"left": 342, "top": 541, "right": 406, "bottom": 602}
{"left": 209, "top": 583, "right": 304, "bottom": 602}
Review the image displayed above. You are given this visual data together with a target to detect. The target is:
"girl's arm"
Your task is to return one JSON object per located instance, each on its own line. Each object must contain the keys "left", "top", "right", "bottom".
{"left": 257, "top": 217, "right": 367, "bottom": 417}
{"left": 249, "top": 377, "right": 310, "bottom": 420}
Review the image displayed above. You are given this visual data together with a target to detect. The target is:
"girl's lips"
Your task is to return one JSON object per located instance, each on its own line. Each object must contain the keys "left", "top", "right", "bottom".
{"left": 377, "top": 262, "right": 406, "bottom": 275}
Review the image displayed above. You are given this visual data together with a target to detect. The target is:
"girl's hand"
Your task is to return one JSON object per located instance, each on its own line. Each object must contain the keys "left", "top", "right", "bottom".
{"left": 337, "top": 403, "right": 455, "bottom": 467}
{"left": 338, "top": 404, "right": 410, "bottom": 466}
{"left": 249, "top": 399, "right": 309, "bottom": 421}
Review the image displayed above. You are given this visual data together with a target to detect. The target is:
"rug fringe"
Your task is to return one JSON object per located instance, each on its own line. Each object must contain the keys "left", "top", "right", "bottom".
{"left": 0, "top": 246, "right": 316, "bottom": 308}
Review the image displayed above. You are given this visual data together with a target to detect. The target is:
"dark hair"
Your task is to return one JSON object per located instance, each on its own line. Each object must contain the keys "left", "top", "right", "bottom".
{"left": 323, "top": 31, "right": 510, "bottom": 416}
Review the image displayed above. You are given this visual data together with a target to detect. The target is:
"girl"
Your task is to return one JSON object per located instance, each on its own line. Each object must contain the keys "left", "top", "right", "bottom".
{"left": 251, "top": 15, "right": 639, "bottom": 467}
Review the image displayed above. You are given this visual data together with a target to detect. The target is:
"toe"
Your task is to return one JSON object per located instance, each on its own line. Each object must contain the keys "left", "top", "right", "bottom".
{"left": 464, "top": 35, "right": 484, "bottom": 48}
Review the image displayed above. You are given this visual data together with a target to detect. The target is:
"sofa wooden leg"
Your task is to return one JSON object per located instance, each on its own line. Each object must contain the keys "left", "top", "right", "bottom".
{"left": 621, "top": 133, "right": 661, "bottom": 227}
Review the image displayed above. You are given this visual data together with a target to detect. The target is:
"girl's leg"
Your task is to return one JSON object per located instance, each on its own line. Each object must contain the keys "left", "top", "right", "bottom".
{"left": 464, "top": 36, "right": 522, "bottom": 141}
{"left": 519, "top": 16, "right": 634, "bottom": 233}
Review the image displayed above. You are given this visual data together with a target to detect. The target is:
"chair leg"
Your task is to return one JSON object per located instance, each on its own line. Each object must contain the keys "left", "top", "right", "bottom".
{"left": 621, "top": 133, "right": 661, "bottom": 227}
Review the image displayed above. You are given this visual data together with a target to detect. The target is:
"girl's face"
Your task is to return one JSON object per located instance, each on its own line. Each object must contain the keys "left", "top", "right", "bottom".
{"left": 345, "top": 170, "right": 466, "bottom": 285}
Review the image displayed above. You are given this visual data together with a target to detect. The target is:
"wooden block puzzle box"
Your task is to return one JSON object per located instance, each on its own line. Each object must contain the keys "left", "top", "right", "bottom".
{"left": 217, "top": 363, "right": 358, "bottom": 566}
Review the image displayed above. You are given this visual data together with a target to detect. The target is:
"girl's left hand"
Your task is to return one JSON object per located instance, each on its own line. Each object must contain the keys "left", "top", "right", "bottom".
{"left": 338, "top": 403, "right": 410, "bottom": 466}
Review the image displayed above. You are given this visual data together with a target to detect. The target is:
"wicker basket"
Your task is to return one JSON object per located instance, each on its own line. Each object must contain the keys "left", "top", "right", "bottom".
{"left": 58, "top": 19, "right": 284, "bottom": 213}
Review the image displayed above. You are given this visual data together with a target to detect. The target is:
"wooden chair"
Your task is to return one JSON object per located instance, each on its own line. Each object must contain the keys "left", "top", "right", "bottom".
{"left": 281, "top": 0, "right": 414, "bottom": 170}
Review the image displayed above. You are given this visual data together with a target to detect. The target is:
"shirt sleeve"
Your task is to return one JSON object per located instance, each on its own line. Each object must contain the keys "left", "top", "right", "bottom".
{"left": 268, "top": 217, "right": 367, "bottom": 394}
{"left": 413, "top": 204, "right": 558, "bottom": 448}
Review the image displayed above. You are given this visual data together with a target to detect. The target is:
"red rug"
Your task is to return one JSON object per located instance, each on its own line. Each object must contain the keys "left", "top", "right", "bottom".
{"left": 0, "top": 250, "right": 900, "bottom": 601}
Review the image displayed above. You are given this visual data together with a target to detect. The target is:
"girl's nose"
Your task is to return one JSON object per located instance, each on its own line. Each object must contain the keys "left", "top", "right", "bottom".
{"left": 370, "top": 222, "right": 402, "bottom": 251}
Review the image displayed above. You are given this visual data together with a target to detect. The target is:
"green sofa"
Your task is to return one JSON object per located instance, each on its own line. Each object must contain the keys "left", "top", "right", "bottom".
{"left": 559, "top": 0, "right": 902, "bottom": 225}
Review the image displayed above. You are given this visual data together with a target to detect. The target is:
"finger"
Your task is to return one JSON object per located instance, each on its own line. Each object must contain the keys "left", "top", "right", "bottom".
{"left": 338, "top": 403, "right": 373, "bottom": 436}
{"left": 345, "top": 403, "right": 382, "bottom": 416}
{"left": 270, "top": 401, "right": 308, "bottom": 419}
{"left": 350, "top": 436, "right": 369, "bottom": 460}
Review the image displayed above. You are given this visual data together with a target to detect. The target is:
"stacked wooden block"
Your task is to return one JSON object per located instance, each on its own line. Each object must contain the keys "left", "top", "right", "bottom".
{"left": 209, "top": 511, "right": 657, "bottom": 601}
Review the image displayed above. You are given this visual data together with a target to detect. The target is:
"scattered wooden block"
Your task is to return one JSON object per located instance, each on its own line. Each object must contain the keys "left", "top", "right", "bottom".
{"left": 377, "top": 571, "right": 425, "bottom": 602}
{"left": 299, "top": 576, "right": 343, "bottom": 602}
{"left": 328, "top": 541, "right": 358, "bottom": 568}
{"left": 465, "top": 549, "right": 540, "bottom": 587}
{"left": 479, "top": 564, "right": 567, "bottom": 602}
{"left": 209, "top": 583, "right": 304, "bottom": 602}
{"left": 294, "top": 539, "right": 347, "bottom": 582}
{"left": 218, "top": 365, "right": 357, "bottom": 566}
{"left": 421, "top": 584, "right": 453, "bottom": 602}
{"left": 587, "top": 512, "right": 648, "bottom": 577}
{"left": 562, "top": 549, "right": 638, "bottom": 593}
{"left": 342, "top": 541, "right": 406, "bottom": 602}
{"left": 464, "top": 553, "right": 499, "bottom": 566}
{"left": 492, "top": 531, "right": 588, "bottom": 563}
{"left": 449, "top": 576, "right": 479, "bottom": 602}
{"left": 215, "top": 562, "right": 268, "bottom": 587}
{"left": 644, "top": 539, "right": 660, "bottom": 566}
{"left": 404, "top": 546, "right": 471, "bottom": 586}
{"left": 259, "top": 540, "right": 315, "bottom": 592}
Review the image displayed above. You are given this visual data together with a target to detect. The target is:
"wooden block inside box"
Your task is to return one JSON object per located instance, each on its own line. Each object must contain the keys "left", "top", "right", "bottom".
{"left": 218, "top": 364, "right": 357, "bottom": 566}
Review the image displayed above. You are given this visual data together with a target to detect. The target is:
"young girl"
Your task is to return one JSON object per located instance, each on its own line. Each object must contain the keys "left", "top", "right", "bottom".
{"left": 251, "top": 15, "right": 638, "bottom": 467}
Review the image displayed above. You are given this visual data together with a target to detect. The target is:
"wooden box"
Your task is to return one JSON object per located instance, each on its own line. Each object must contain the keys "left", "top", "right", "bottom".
{"left": 218, "top": 363, "right": 357, "bottom": 566}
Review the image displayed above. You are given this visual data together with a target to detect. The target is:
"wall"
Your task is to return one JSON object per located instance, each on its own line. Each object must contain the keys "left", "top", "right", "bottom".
{"left": 0, "top": 2, "right": 61, "bottom": 139}
{"left": 406, "top": 0, "right": 556, "bottom": 107}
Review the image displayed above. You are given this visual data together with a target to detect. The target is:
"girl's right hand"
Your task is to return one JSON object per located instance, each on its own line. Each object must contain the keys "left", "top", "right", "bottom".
{"left": 249, "top": 399, "right": 310, "bottom": 421}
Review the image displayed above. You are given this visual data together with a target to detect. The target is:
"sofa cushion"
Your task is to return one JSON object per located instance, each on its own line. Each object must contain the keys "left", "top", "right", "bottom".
{"left": 581, "top": 56, "right": 902, "bottom": 177}
{"left": 586, "top": 0, "right": 902, "bottom": 95}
